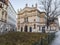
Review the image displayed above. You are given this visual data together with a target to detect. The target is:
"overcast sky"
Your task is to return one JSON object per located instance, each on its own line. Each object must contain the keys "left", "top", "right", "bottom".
{"left": 10, "top": 0, "right": 38, "bottom": 12}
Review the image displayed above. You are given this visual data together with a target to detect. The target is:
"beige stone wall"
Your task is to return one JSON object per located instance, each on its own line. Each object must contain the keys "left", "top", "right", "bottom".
{"left": 17, "top": 7, "right": 46, "bottom": 32}
{"left": 20, "top": 18, "right": 24, "bottom": 23}
{"left": 28, "top": 16, "right": 36, "bottom": 22}
{"left": 0, "top": 1, "right": 8, "bottom": 22}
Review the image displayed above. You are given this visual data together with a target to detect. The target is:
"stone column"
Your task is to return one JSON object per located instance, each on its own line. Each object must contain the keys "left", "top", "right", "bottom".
{"left": 23, "top": 26, "right": 24, "bottom": 32}
{"left": 28, "top": 26, "right": 29, "bottom": 32}
{"left": 40, "top": 26, "right": 42, "bottom": 33}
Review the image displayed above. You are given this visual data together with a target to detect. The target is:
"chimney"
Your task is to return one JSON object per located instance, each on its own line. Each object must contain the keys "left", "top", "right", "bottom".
{"left": 26, "top": 3, "right": 28, "bottom": 7}
{"left": 32, "top": 5, "right": 34, "bottom": 7}
{"left": 35, "top": 3, "right": 37, "bottom": 8}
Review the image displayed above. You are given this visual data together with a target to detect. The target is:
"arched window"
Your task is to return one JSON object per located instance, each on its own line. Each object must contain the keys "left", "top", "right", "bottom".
{"left": 24, "top": 25, "right": 28, "bottom": 32}
{"left": 21, "top": 27, "right": 23, "bottom": 32}
{"left": 42, "top": 26, "right": 45, "bottom": 33}
{"left": 30, "top": 27, "right": 32, "bottom": 32}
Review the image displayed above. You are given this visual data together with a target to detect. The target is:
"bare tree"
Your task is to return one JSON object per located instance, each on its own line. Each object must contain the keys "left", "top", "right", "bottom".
{"left": 39, "top": 0, "right": 60, "bottom": 27}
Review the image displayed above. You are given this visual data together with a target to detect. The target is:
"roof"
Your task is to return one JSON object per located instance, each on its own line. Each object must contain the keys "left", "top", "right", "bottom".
{"left": 18, "top": 6, "right": 45, "bottom": 15}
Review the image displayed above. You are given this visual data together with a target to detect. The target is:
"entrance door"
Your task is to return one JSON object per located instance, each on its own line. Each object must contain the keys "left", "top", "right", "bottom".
{"left": 30, "top": 27, "right": 32, "bottom": 32}
{"left": 21, "top": 27, "right": 23, "bottom": 32}
{"left": 24, "top": 25, "right": 28, "bottom": 32}
{"left": 42, "top": 26, "right": 45, "bottom": 33}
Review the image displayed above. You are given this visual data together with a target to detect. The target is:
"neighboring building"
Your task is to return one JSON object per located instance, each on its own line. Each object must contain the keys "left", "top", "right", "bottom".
{"left": 0, "top": 0, "right": 9, "bottom": 33}
{"left": 17, "top": 4, "right": 59, "bottom": 33}
{"left": 0, "top": 0, "right": 8, "bottom": 22}
{"left": 7, "top": 2, "right": 16, "bottom": 31}
{"left": 0, "top": 0, "right": 16, "bottom": 33}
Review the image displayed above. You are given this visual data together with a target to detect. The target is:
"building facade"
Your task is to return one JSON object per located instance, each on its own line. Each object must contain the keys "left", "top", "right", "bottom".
{"left": 7, "top": 2, "right": 16, "bottom": 31}
{"left": 17, "top": 4, "right": 59, "bottom": 33}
